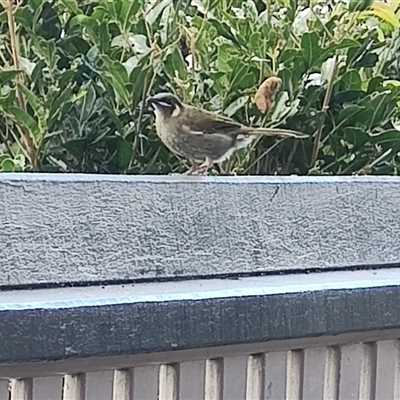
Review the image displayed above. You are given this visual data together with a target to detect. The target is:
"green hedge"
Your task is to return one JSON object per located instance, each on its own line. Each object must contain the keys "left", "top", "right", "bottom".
{"left": 1, "top": 0, "right": 400, "bottom": 175}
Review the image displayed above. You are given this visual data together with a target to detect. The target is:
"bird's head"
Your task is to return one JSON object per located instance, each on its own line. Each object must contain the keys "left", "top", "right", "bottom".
{"left": 147, "top": 92, "right": 183, "bottom": 118}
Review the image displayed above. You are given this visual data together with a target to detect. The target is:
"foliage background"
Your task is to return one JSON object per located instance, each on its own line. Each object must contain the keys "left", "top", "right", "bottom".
{"left": 1, "top": 0, "right": 400, "bottom": 175}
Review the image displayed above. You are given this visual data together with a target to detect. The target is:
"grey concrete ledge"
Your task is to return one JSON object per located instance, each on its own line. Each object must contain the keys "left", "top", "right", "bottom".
{"left": 1, "top": 269, "right": 400, "bottom": 365}
{"left": 2, "top": 173, "right": 400, "bottom": 287}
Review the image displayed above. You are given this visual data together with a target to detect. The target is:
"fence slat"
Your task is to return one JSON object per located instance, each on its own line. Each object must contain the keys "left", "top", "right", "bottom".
{"left": 0, "top": 381, "right": 9, "bottom": 400}
{"left": 179, "top": 361, "right": 204, "bottom": 400}
{"left": 358, "top": 342, "right": 377, "bottom": 400}
{"left": 112, "top": 369, "right": 132, "bottom": 400}
{"left": 246, "top": 354, "right": 265, "bottom": 400}
{"left": 33, "top": 376, "right": 63, "bottom": 400}
{"left": 286, "top": 350, "right": 304, "bottom": 400}
{"left": 159, "top": 364, "right": 179, "bottom": 400}
{"left": 323, "top": 346, "right": 341, "bottom": 400}
{"left": 63, "top": 374, "right": 85, "bottom": 400}
{"left": 10, "top": 378, "right": 33, "bottom": 400}
{"left": 394, "top": 340, "right": 400, "bottom": 400}
{"left": 204, "top": 358, "right": 224, "bottom": 400}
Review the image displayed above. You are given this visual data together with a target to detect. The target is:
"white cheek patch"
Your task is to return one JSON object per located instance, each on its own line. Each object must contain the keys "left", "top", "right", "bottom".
{"left": 171, "top": 105, "right": 181, "bottom": 117}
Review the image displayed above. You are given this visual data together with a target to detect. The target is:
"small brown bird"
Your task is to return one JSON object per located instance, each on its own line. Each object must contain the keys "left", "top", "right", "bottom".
{"left": 148, "top": 92, "right": 308, "bottom": 175}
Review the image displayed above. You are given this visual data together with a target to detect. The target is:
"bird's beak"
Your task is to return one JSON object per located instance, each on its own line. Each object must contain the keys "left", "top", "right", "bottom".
{"left": 147, "top": 96, "right": 158, "bottom": 107}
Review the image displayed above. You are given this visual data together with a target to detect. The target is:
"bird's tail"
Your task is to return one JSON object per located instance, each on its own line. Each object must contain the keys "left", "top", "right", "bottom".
{"left": 246, "top": 127, "right": 309, "bottom": 139}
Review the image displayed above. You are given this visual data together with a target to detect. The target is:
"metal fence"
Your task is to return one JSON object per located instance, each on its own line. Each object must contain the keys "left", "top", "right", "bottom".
{"left": 1, "top": 174, "right": 400, "bottom": 400}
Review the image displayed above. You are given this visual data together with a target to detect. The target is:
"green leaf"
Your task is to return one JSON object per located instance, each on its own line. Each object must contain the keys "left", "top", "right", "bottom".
{"left": 60, "top": 0, "right": 83, "bottom": 15}
{"left": 367, "top": 76, "right": 384, "bottom": 92}
{"left": 0, "top": 70, "right": 22, "bottom": 85}
{"left": 317, "top": 39, "right": 360, "bottom": 64}
{"left": 269, "top": 92, "right": 293, "bottom": 122}
{"left": 101, "top": 56, "right": 131, "bottom": 108}
{"left": 115, "top": 135, "right": 133, "bottom": 171}
{"left": 288, "top": 0, "right": 298, "bottom": 19}
{"left": 348, "top": 0, "right": 374, "bottom": 12}
{"left": 17, "top": 83, "right": 47, "bottom": 143}
{"left": 209, "top": 18, "right": 239, "bottom": 46}
{"left": 368, "top": 2, "right": 399, "bottom": 29}
{"left": 78, "top": 83, "right": 97, "bottom": 122}
{"left": 48, "top": 84, "right": 74, "bottom": 129}
{"left": 249, "top": 32, "right": 264, "bottom": 58}
{"left": 279, "top": 49, "right": 298, "bottom": 64}
{"left": 121, "top": 0, "right": 141, "bottom": 31}
{"left": 367, "top": 92, "right": 398, "bottom": 130}
{"left": 98, "top": 22, "right": 111, "bottom": 53}
{"left": 146, "top": 0, "right": 172, "bottom": 25}
{"left": 279, "top": 68, "right": 293, "bottom": 98}
{"left": 333, "top": 90, "right": 367, "bottom": 105}
{"left": 165, "top": 48, "right": 188, "bottom": 80}
{"left": 301, "top": 32, "right": 320, "bottom": 68}
{"left": 159, "top": 2, "right": 172, "bottom": 44}
{"left": 217, "top": 43, "right": 237, "bottom": 73}
{"left": 342, "top": 126, "right": 368, "bottom": 147}
{"left": 224, "top": 95, "right": 249, "bottom": 117}
{"left": 229, "top": 62, "right": 255, "bottom": 91}
{"left": 337, "top": 105, "right": 366, "bottom": 126}
{"left": 62, "top": 138, "right": 87, "bottom": 159}
{"left": 1, "top": 158, "right": 16, "bottom": 172}
{"left": 354, "top": 53, "right": 378, "bottom": 68}
{"left": 17, "top": 83, "right": 43, "bottom": 117}
{"left": 369, "top": 129, "right": 400, "bottom": 145}
{"left": 341, "top": 70, "right": 362, "bottom": 90}
{"left": 104, "top": 106, "right": 125, "bottom": 136}
{"left": 3, "top": 106, "right": 40, "bottom": 143}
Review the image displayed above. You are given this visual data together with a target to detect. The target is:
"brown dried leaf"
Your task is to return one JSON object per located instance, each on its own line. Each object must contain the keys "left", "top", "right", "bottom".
{"left": 254, "top": 76, "right": 282, "bottom": 114}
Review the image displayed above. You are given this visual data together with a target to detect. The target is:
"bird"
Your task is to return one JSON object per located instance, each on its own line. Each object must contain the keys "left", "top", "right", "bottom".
{"left": 147, "top": 92, "right": 308, "bottom": 175}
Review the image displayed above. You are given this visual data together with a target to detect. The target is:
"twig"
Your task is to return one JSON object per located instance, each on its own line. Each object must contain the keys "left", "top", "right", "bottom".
{"left": 309, "top": 54, "right": 339, "bottom": 169}
{"left": 0, "top": 126, "right": 14, "bottom": 157}
{"left": 243, "top": 138, "right": 284, "bottom": 173}
{"left": 5, "top": 0, "right": 37, "bottom": 170}
{"left": 310, "top": 6, "right": 336, "bottom": 43}
{"left": 262, "top": 0, "right": 271, "bottom": 26}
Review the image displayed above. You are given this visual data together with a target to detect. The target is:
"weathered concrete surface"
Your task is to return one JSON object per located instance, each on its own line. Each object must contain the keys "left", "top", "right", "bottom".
{"left": 1, "top": 174, "right": 400, "bottom": 287}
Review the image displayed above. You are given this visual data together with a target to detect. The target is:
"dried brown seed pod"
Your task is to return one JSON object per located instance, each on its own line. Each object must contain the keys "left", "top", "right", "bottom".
{"left": 254, "top": 76, "right": 282, "bottom": 114}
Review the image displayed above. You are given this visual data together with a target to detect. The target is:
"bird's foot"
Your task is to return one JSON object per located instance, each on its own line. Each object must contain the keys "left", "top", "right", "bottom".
{"left": 184, "top": 167, "right": 208, "bottom": 176}
{"left": 185, "top": 158, "right": 213, "bottom": 176}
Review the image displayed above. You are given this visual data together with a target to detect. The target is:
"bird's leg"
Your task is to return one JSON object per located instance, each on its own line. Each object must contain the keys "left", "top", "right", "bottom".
{"left": 185, "top": 157, "right": 213, "bottom": 175}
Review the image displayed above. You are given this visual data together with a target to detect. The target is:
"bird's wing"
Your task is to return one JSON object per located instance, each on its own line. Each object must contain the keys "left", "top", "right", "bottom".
{"left": 182, "top": 107, "right": 243, "bottom": 135}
